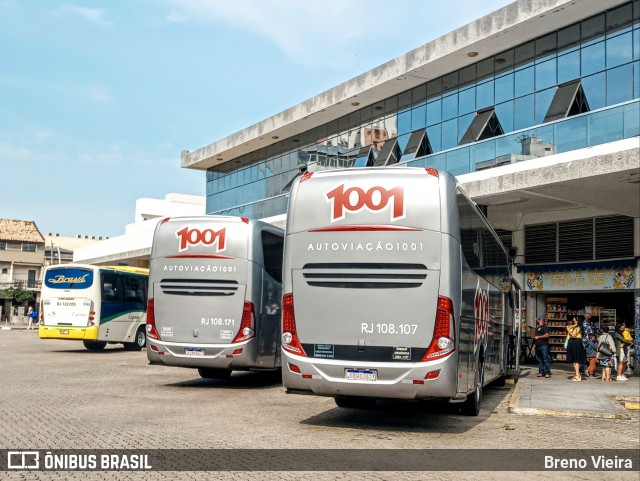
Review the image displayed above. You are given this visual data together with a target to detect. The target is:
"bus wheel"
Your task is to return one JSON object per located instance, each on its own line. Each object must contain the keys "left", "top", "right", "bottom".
{"left": 83, "top": 340, "right": 107, "bottom": 351}
{"left": 462, "top": 363, "right": 484, "bottom": 416}
{"left": 334, "top": 396, "right": 376, "bottom": 409}
{"left": 125, "top": 326, "right": 147, "bottom": 351}
{"left": 198, "top": 368, "right": 232, "bottom": 379}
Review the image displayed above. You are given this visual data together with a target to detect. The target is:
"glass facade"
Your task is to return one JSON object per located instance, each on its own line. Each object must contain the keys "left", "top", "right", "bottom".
{"left": 207, "top": 3, "right": 640, "bottom": 219}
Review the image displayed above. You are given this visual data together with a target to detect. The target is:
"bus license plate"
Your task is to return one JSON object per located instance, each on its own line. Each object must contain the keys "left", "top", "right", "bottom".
{"left": 345, "top": 369, "right": 377, "bottom": 381}
{"left": 59, "top": 329, "right": 69, "bottom": 335}
{"left": 185, "top": 348, "right": 204, "bottom": 357}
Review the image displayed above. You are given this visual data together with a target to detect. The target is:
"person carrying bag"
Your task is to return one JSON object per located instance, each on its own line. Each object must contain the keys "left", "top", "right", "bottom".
{"left": 596, "top": 326, "right": 616, "bottom": 382}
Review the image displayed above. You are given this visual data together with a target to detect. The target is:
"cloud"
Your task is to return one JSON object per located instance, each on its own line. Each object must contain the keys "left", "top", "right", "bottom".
{"left": 86, "top": 84, "right": 111, "bottom": 103}
{"left": 166, "top": 11, "right": 189, "bottom": 23}
{"left": 54, "top": 4, "right": 112, "bottom": 26}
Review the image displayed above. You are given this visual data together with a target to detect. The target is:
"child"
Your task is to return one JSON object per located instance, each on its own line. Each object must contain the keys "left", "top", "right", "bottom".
{"left": 584, "top": 332, "right": 598, "bottom": 378}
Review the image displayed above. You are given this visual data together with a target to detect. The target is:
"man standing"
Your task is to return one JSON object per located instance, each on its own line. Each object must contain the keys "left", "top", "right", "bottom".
{"left": 534, "top": 315, "right": 552, "bottom": 378}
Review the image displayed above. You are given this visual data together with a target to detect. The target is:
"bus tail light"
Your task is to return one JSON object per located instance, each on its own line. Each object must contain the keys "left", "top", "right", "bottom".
{"left": 232, "top": 302, "right": 255, "bottom": 343}
{"left": 282, "top": 293, "right": 307, "bottom": 356}
{"left": 87, "top": 311, "right": 96, "bottom": 327}
{"left": 146, "top": 298, "right": 161, "bottom": 340}
{"left": 421, "top": 296, "right": 455, "bottom": 361}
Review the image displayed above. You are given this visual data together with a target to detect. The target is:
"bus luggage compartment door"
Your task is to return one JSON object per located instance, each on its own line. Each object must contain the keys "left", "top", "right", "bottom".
{"left": 153, "top": 280, "right": 247, "bottom": 345}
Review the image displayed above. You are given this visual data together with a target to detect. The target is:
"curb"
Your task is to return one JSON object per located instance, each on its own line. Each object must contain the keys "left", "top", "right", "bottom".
{"left": 507, "top": 374, "right": 631, "bottom": 420}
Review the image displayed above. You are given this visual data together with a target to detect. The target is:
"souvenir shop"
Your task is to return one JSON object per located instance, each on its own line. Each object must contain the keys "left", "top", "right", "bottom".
{"left": 520, "top": 260, "right": 636, "bottom": 363}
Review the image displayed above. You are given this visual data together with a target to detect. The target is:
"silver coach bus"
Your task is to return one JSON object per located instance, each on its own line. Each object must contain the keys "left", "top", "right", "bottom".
{"left": 281, "top": 168, "right": 515, "bottom": 415}
{"left": 146, "top": 216, "right": 284, "bottom": 378}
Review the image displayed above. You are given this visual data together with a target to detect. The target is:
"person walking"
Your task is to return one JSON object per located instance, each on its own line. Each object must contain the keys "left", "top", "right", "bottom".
{"left": 533, "top": 315, "right": 552, "bottom": 378}
{"left": 613, "top": 324, "right": 632, "bottom": 381}
{"left": 566, "top": 316, "right": 587, "bottom": 382}
{"left": 597, "top": 326, "right": 616, "bottom": 382}
{"left": 26, "top": 306, "right": 38, "bottom": 331}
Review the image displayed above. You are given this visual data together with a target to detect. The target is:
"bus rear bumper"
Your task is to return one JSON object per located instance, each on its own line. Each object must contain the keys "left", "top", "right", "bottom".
{"left": 38, "top": 324, "right": 98, "bottom": 341}
{"left": 282, "top": 353, "right": 460, "bottom": 400}
{"left": 146, "top": 339, "right": 263, "bottom": 370}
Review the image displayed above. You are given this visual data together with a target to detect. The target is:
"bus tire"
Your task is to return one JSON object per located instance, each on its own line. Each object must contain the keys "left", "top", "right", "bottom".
{"left": 125, "top": 326, "right": 147, "bottom": 351}
{"left": 198, "top": 368, "right": 232, "bottom": 379}
{"left": 83, "top": 340, "right": 107, "bottom": 351}
{"left": 462, "top": 362, "right": 484, "bottom": 416}
{"left": 334, "top": 396, "right": 376, "bottom": 409}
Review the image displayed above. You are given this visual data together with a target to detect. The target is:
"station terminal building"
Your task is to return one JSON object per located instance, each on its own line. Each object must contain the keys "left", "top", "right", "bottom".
{"left": 180, "top": 0, "right": 640, "bottom": 353}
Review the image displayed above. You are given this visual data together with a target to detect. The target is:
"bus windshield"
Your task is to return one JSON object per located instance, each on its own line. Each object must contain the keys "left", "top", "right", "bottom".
{"left": 44, "top": 267, "right": 94, "bottom": 290}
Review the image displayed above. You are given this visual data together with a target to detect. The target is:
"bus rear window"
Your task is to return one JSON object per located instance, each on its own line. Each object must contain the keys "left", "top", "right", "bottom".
{"left": 44, "top": 268, "right": 94, "bottom": 289}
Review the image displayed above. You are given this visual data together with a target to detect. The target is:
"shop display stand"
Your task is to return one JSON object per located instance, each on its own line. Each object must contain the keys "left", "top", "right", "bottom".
{"left": 546, "top": 296, "right": 568, "bottom": 362}
{"left": 600, "top": 308, "right": 616, "bottom": 332}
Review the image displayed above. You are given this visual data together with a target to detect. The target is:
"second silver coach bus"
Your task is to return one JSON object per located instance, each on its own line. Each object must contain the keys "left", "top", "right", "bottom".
{"left": 146, "top": 216, "right": 284, "bottom": 378}
{"left": 282, "top": 167, "right": 514, "bottom": 415}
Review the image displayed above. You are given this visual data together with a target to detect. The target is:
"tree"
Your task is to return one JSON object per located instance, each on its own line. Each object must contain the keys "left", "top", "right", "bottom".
{"left": 2, "top": 286, "right": 35, "bottom": 305}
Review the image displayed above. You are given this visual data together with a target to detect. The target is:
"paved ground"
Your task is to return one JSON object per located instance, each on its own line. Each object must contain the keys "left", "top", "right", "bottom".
{"left": 0, "top": 329, "right": 638, "bottom": 480}
{"left": 511, "top": 363, "right": 640, "bottom": 419}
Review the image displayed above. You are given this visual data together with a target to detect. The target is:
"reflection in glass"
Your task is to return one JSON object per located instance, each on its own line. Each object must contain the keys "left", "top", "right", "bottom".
{"left": 411, "top": 103, "right": 426, "bottom": 131}
{"left": 495, "top": 73, "right": 514, "bottom": 104}
{"left": 459, "top": 87, "right": 476, "bottom": 115}
{"left": 477, "top": 80, "right": 495, "bottom": 110}
{"left": 427, "top": 99, "right": 442, "bottom": 125}
{"left": 441, "top": 119, "right": 458, "bottom": 150}
{"left": 581, "top": 41, "right": 606, "bottom": 76}
{"left": 535, "top": 58, "right": 557, "bottom": 90}
{"left": 495, "top": 101, "right": 514, "bottom": 133}
{"left": 555, "top": 115, "right": 588, "bottom": 152}
{"left": 606, "top": 31, "right": 633, "bottom": 68}
{"left": 446, "top": 148, "right": 470, "bottom": 176}
{"left": 557, "top": 50, "right": 581, "bottom": 84}
{"left": 607, "top": 63, "right": 634, "bottom": 105}
{"left": 535, "top": 88, "right": 556, "bottom": 124}
{"left": 514, "top": 66, "right": 534, "bottom": 97}
{"left": 442, "top": 93, "right": 458, "bottom": 121}
{"left": 582, "top": 72, "right": 606, "bottom": 109}
{"left": 514, "top": 95, "right": 534, "bottom": 131}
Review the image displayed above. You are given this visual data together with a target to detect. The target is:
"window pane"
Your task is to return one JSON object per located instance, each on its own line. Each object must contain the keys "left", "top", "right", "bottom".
{"left": 476, "top": 79, "right": 494, "bottom": 110}
{"left": 495, "top": 101, "right": 514, "bottom": 133}
{"left": 445, "top": 148, "right": 471, "bottom": 175}
{"left": 555, "top": 115, "right": 588, "bottom": 152}
{"left": 535, "top": 88, "right": 556, "bottom": 125}
{"left": 581, "top": 41, "right": 605, "bottom": 76}
{"left": 557, "top": 50, "right": 581, "bottom": 83}
{"left": 458, "top": 87, "right": 475, "bottom": 115}
{"left": 581, "top": 72, "right": 606, "bottom": 110}
{"left": 411, "top": 103, "right": 426, "bottom": 131}
{"left": 535, "top": 58, "right": 556, "bottom": 91}
{"left": 471, "top": 140, "right": 497, "bottom": 168}
{"left": 588, "top": 105, "right": 624, "bottom": 145}
{"left": 623, "top": 101, "right": 640, "bottom": 138}
{"left": 397, "top": 109, "right": 411, "bottom": 136}
{"left": 426, "top": 124, "right": 442, "bottom": 152}
{"left": 514, "top": 66, "right": 534, "bottom": 97}
{"left": 514, "top": 95, "right": 534, "bottom": 131}
{"left": 634, "top": 29, "right": 639, "bottom": 61}
{"left": 426, "top": 99, "right": 442, "bottom": 125}
{"left": 635, "top": 61, "right": 640, "bottom": 99}
{"left": 607, "top": 63, "right": 634, "bottom": 105}
{"left": 495, "top": 73, "right": 514, "bottom": 103}
{"left": 442, "top": 93, "right": 458, "bottom": 121}
{"left": 441, "top": 119, "right": 458, "bottom": 150}
{"left": 606, "top": 31, "right": 633, "bottom": 68}
{"left": 458, "top": 113, "right": 474, "bottom": 143}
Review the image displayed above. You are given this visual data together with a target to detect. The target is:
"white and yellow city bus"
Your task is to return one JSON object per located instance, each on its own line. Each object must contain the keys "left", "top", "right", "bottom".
{"left": 39, "top": 264, "right": 149, "bottom": 351}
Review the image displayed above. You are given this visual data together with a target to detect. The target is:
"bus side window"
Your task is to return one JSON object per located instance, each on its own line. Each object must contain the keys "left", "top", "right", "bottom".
{"left": 261, "top": 231, "right": 284, "bottom": 283}
{"left": 103, "top": 283, "right": 116, "bottom": 300}
{"left": 102, "top": 272, "right": 122, "bottom": 301}
{"left": 124, "top": 275, "right": 144, "bottom": 302}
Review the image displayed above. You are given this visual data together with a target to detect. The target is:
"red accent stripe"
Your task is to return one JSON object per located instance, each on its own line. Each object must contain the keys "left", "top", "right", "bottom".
{"left": 309, "top": 225, "right": 421, "bottom": 232}
{"left": 166, "top": 254, "right": 234, "bottom": 259}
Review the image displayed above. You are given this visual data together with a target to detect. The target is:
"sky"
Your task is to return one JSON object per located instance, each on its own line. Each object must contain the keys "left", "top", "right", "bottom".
{"left": 0, "top": 0, "right": 513, "bottom": 238}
